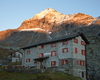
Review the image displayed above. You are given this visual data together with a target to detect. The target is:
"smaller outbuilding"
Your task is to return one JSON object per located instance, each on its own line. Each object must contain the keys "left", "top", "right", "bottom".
{"left": 11, "top": 52, "right": 22, "bottom": 62}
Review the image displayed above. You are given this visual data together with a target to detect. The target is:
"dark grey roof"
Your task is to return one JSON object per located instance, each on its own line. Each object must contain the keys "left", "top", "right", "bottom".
{"left": 21, "top": 33, "right": 89, "bottom": 49}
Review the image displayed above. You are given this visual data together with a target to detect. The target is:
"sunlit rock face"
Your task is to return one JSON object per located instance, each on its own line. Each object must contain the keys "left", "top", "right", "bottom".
{"left": 17, "top": 8, "right": 99, "bottom": 31}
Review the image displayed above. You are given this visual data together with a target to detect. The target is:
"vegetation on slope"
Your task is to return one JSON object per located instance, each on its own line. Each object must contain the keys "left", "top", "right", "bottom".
{"left": 0, "top": 47, "right": 15, "bottom": 59}
{"left": 0, "top": 71, "right": 82, "bottom": 80}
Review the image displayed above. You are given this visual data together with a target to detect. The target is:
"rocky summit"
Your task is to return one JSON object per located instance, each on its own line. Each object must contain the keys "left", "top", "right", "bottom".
{"left": 0, "top": 8, "right": 100, "bottom": 79}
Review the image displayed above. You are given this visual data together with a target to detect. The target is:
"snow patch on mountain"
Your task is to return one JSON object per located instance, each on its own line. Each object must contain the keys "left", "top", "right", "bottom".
{"left": 18, "top": 28, "right": 46, "bottom": 32}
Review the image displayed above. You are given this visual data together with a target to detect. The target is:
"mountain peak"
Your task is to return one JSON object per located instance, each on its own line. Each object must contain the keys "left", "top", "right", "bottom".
{"left": 44, "top": 8, "right": 57, "bottom": 12}
{"left": 18, "top": 8, "right": 98, "bottom": 30}
{"left": 33, "top": 8, "right": 58, "bottom": 19}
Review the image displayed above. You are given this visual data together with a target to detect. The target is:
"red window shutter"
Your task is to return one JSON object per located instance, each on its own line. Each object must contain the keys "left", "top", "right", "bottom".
{"left": 75, "top": 48, "right": 78, "bottom": 53}
{"left": 39, "top": 45, "right": 44, "bottom": 49}
{"left": 51, "top": 61, "right": 56, "bottom": 66}
{"left": 80, "top": 61, "right": 82, "bottom": 65}
{"left": 80, "top": 60, "right": 84, "bottom": 65}
{"left": 62, "top": 41, "right": 64, "bottom": 45}
{"left": 81, "top": 50, "right": 83, "bottom": 55}
{"left": 51, "top": 43, "right": 56, "bottom": 47}
{"left": 64, "top": 48, "right": 66, "bottom": 53}
{"left": 62, "top": 49, "right": 64, "bottom": 53}
{"left": 65, "top": 48, "right": 68, "bottom": 52}
{"left": 62, "top": 48, "right": 68, "bottom": 53}
{"left": 65, "top": 41, "right": 68, "bottom": 45}
{"left": 54, "top": 61, "right": 56, "bottom": 65}
{"left": 53, "top": 51, "right": 56, "bottom": 56}
{"left": 40, "top": 45, "right": 44, "bottom": 49}
{"left": 51, "top": 61, "right": 54, "bottom": 66}
{"left": 28, "top": 51, "right": 30, "bottom": 54}
{"left": 81, "top": 41, "right": 86, "bottom": 46}
{"left": 26, "top": 58, "right": 30, "bottom": 62}
{"left": 51, "top": 51, "right": 56, "bottom": 56}
{"left": 84, "top": 50, "right": 86, "bottom": 55}
{"left": 82, "top": 61, "right": 84, "bottom": 65}
{"left": 50, "top": 52, "right": 52, "bottom": 56}
{"left": 26, "top": 59, "right": 27, "bottom": 62}
{"left": 65, "top": 60, "right": 68, "bottom": 64}
{"left": 84, "top": 42, "right": 86, "bottom": 46}
{"left": 42, "top": 53, "right": 44, "bottom": 57}
{"left": 51, "top": 62, "right": 52, "bottom": 66}
{"left": 81, "top": 41, "right": 83, "bottom": 45}
{"left": 29, "top": 58, "right": 30, "bottom": 62}
{"left": 74, "top": 38, "right": 78, "bottom": 43}
{"left": 62, "top": 60, "right": 64, "bottom": 65}
{"left": 83, "top": 61, "right": 84, "bottom": 65}
{"left": 38, "top": 53, "right": 44, "bottom": 57}
{"left": 76, "top": 60, "right": 80, "bottom": 65}
{"left": 26, "top": 51, "right": 30, "bottom": 54}
{"left": 62, "top": 41, "right": 68, "bottom": 45}
{"left": 34, "top": 62, "right": 37, "bottom": 64}
{"left": 81, "top": 50, "right": 86, "bottom": 55}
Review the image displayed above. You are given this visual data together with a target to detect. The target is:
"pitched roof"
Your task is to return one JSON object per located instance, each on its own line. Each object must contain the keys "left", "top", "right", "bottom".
{"left": 21, "top": 33, "right": 89, "bottom": 49}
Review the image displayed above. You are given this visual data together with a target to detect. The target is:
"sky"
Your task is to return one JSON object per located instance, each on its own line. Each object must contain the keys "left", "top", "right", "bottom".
{"left": 0, "top": 0, "right": 100, "bottom": 31}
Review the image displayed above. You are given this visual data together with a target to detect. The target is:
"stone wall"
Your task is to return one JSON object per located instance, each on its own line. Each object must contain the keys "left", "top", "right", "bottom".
{"left": 86, "top": 36, "right": 100, "bottom": 80}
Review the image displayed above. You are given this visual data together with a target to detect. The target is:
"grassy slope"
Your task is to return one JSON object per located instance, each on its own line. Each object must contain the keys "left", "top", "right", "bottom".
{"left": 0, "top": 71, "right": 82, "bottom": 80}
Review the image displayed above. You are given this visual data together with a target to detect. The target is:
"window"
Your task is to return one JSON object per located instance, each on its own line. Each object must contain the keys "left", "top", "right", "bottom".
{"left": 74, "top": 48, "right": 78, "bottom": 53}
{"left": 81, "top": 41, "right": 86, "bottom": 46}
{"left": 34, "top": 62, "right": 37, "bottom": 64}
{"left": 39, "top": 45, "right": 44, "bottom": 49}
{"left": 76, "top": 60, "right": 84, "bottom": 66}
{"left": 18, "top": 54, "right": 20, "bottom": 57}
{"left": 62, "top": 48, "right": 68, "bottom": 53}
{"left": 76, "top": 60, "right": 80, "bottom": 65}
{"left": 13, "top": 54, "right": 16, "bottom": 57}
{"left": 62, "top": 60, "right": 68, "bottom": 65}
{"left": 51, "top": 51, "right": 56, "bottom": 56}
{"left": 16, "top": 59, "right": 18, "bottom": 62}
{"left": 51, "top": 43, "right": 56, "bottom": 47}
{"left": 51, "top": 61, "right": 56, "bottom": 66}
{"left": 26, "top": 58, "right": 30, "bottom": 62}
{"left": 81, "top": 50, "right": 86, "bottom": 55}
{"left": 82, "top": 72, "right": 84, "bottom": 78}
{"left": 62, "top": 41, "right": 68, "bottom": 45}
{"left": 74, "top": 38, "right": 78, "bottom": 43}
{"left": 80, "top": 61, "right": 84, "bottom": 65}
{"left": 38, "top": 53, "right": 44, "bottom": 57}
{"left": 26, "top": 51, "right": 30, "bottom": 54}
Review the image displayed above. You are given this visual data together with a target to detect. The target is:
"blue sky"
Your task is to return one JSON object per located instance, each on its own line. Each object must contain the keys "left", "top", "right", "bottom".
{"left": 0, "top": 0, "right": 100, "bottom": 31}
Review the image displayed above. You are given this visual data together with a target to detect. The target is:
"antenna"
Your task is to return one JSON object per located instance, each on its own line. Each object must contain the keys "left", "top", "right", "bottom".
{"left": 48, "top": 32, "right": 52, "bottom": 40}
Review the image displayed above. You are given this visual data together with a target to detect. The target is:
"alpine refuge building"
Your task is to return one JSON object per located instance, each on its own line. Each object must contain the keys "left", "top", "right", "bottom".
{"left": 21, "top": 33, "right": 89, "bottom": 80}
